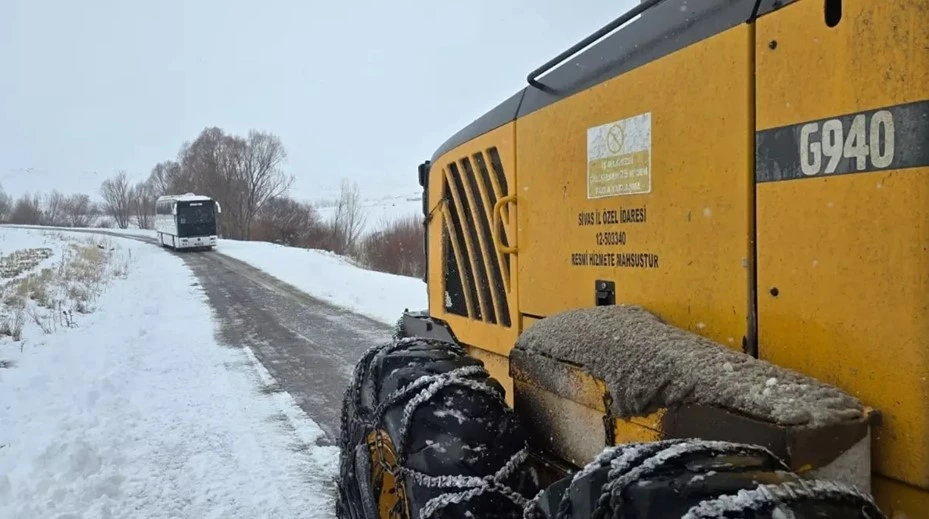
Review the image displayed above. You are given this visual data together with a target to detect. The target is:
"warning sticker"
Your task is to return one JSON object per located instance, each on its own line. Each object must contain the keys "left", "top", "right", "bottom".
{"left": 586, "top": 112, "right": 652, "bottom": 198}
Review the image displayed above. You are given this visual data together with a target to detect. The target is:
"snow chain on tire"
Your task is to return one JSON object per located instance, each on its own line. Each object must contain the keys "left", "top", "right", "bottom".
{"left": 523, "top": 439, "right": 886, "bottom": 519}
{"left": 337, "top": 337, "right": 541, "bottom": 519}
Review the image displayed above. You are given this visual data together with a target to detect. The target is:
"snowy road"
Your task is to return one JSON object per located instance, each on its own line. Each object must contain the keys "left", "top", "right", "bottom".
{"left": 22, "top": 227, "right": 396, "bottom": 443}
{"left": 179, "top": 249, "right": 392, "bottom": 442}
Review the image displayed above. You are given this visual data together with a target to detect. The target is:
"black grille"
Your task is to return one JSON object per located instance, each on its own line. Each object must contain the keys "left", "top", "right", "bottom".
{"left": 441, "top": 146, "right": 512, "bottom": 327}
{"left": 178, "top": 222, "right": 216, "bottom": 238}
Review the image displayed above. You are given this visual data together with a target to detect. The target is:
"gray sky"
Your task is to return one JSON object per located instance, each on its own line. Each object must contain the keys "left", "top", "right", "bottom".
{"left": 1, "top": 0, "right": 634, "bottom": 201}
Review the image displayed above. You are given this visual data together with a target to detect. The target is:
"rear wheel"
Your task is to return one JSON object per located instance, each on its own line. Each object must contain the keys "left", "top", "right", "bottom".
{"left": 336, "top": 336, "right": 540, "bottom": 519}
{"left": 524, "top": 438, "right": 886, "bottom": 519}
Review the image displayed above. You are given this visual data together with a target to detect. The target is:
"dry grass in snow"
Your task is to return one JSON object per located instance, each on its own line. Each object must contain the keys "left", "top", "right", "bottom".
{"left": 0, "top": 247, "right": 54, "bottom": 279}
{"left": 0, "top": 232, "right": 131, "bottom": 343}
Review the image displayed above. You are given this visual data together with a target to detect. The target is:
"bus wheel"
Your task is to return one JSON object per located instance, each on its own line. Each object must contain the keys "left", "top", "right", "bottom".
{"left": 336, "top": 336, "right": 540, "bottom": 519}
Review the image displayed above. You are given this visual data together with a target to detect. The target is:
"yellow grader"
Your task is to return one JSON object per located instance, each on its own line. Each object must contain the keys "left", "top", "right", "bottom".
{"left": 336, "top": 0, "right": 929, "bottom": 517}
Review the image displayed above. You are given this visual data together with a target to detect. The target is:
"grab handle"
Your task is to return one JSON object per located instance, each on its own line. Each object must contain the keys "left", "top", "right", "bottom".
{"left": 527, "top": 0, "right": 669, "bottom": 88}
{"left": 492, "top": 195, "right": 518, "bottom": 255}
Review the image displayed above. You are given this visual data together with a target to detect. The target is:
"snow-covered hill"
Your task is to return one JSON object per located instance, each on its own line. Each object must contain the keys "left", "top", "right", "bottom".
{"left": 304, "top": 185, "right": 424, "bottom": 237}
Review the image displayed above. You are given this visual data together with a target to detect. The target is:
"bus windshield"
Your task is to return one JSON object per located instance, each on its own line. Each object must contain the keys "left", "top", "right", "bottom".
{"left": 176, "top": 200, "right": 216, "bottom": 237}
{"left": 177, "top": 203, "right": 215, "bottom": 225}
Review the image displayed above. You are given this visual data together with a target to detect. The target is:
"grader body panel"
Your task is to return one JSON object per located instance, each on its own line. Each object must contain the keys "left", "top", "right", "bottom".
{"left": 340, "top": 0, "right": 929, "bottom": 517}
{"left": 754, "top": 0, "right": 929, "bottom": 504}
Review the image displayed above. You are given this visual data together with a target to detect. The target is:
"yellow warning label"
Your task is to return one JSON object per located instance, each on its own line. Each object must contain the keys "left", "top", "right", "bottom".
{"left": 586, "top": 113, "right": 651, "bottom": 198}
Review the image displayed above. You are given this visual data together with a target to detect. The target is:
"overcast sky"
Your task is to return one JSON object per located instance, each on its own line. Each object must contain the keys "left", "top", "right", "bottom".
{"left": 0, "top": 0, "right": 635, "bottom": 201}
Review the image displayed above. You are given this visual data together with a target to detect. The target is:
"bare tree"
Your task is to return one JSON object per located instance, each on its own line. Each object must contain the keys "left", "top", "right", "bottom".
{"left": 130, "top": 180, "right": 156, "bottom": 229}
{"left": 251, "top": 196, "right": 321, "bottom": 246}
{"left": 172, "top": 128, "right": 291, "bottom": 239}
{"left": 0, "top": 185, "right": 12, "bottom": 222}
{"left": 178, "top": 127, "right": 227, "bottom": 197}
{"left": 212, "top": 134, "right": 249, "bottom": 238}
{"left": 172, "top": 127, "right": 246, "bottom": 237}
{"left": 8, "top": 193, "right": 43, "bottom": 225}
{"left": 99, "top": 171, "right": 132, "bottom": 229}
{"left": 327, "top": 179, "right": 367, "bottom": 255}
{"left": 142, "top": 126, "right": 294, "bottom": 240}
{"left": 62, "top": 194, "right": 95, "bottom": 227}
{"left": 237, "top": 131, "right": 293, "bottom": 239}
{"left": 356, "top": 214, "right": 425, "bottom": 278}
{"left": 147, "top": 161, "right": 183, "bottom": 196}
{"left": 43, "top": 190, "right": 66, "bottom": 226}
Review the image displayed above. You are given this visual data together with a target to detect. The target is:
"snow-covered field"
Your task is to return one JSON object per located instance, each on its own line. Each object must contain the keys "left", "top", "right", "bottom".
{"left": 0, "top": 228, "right": 338, "bottom": 518}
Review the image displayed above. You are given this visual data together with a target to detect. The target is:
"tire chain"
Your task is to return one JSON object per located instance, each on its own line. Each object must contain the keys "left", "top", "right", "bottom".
{"left": 682, "top": 479, "right": 885, "bottom": 519}
{"left": 339, "top": 337, "right": 534, "bottom": 519}
{"left": 523, "top": 439, "right": 886, "bottom": 519}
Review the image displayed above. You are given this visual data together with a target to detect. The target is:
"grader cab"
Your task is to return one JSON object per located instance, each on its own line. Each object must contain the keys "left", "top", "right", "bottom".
{"left": 337, "top": 0, "right": 929, "bottom": 517}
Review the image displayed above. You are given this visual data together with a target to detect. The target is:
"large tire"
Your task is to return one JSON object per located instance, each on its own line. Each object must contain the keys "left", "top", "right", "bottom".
{"left": 337, "top": 336, "right": 540, "bottom": 519}
{"left": 524, "top": 439, "right": 886, "bottom": 519}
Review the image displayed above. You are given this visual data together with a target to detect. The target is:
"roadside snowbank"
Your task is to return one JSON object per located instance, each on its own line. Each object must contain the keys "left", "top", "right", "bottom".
{"left": 1, "top": 224, "right": 427, "bottom": 326}
{"left": 0, "top": 224, "right": 156, "bottom": 241}
{"left": 0, "top": 228, "right": 338, "bottom": 518}
{"left": 216, "top": 239, "right": 427, "bottom": 325}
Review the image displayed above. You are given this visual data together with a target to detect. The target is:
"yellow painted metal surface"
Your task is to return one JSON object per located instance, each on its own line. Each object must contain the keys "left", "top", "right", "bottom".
{"left": 755, "top": 0, "right": 929, "bottom": 497}
{"left": 514, "top": 25, "right": 754, "bottom": 349}
{"left": 613, "top": 412, "right": 663, "bottom": 445}
{"left": 366, "top": 429, "right": 410, "bottom": 518}
{"left": 427, "top": 123, "right": 520, "bottom": 357}
{"left": 872, "top": 475, "right": 929, "bottom": 519}
{"left": 520, "top": 314, "right": 540, "bottom": 331}
{"left": 467, "top": 346, "right": 514, "bottom": 407}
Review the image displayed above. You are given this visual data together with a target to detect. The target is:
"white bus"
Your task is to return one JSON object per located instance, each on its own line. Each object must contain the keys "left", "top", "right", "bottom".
{"left": 154, "top": 193, "right": 222, "bottom": 250}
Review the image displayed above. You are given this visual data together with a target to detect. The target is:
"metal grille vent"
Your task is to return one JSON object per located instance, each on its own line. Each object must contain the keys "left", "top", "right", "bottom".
{"left": 442, "top": 147, "right": 512, "bottom": 327}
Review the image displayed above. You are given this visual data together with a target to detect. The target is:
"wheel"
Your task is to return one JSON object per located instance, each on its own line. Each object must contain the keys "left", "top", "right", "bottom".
{"left": 336, "top": 336, "right": 540, "bottom": 519}
{"left": 524, "top": 438, "right": 886, "bottom": 519}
